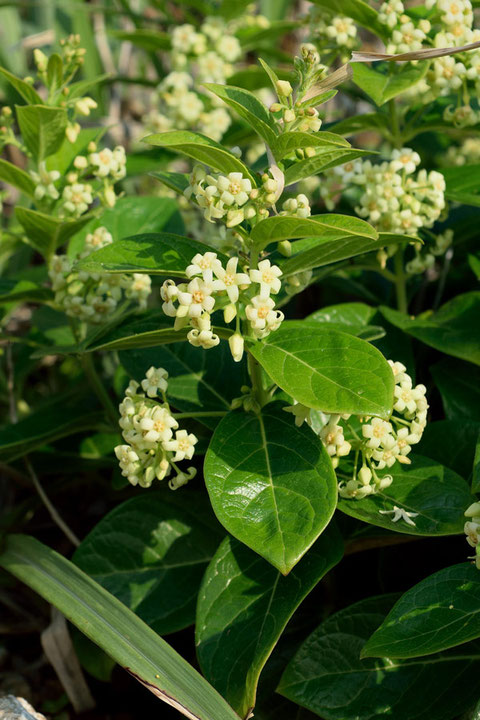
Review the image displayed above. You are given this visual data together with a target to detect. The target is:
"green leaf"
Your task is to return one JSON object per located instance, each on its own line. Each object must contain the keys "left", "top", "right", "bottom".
{"left": 309, "top": 0, "right": 387, "bottom": 38}
{"left": 238, "top": 20, "right": 300, "bottom": 49}
{"left": 272, "top": 130, "right": 349, "bottom": 161}
{"left": 362, "top": 564, "right": 480, "bottom": 659}
{"left": 119, "top": 341, "right": 247, "bottom": 430}
{"left": 431, "top": 358, "right": 480, "bottom": 421}
{"left": 144, "top": 130, "right": 255, "bottom": 183}
{"left": 250, "top": 214, "right": 377, "bottom": 251}
{"left": 110, "top": 29, "right": 171, "bottom": 51}
{"left": 74, "top": 492, "right": 224, "bottom": 635}
{"left": 15, "top": 207, "right": 93, "bottom": 260}
{"left": 307, "top": 302, "right": 385, "bottom": 341}
{"left": 284, "top": 147, "right": 372, "bottom": 186}
{"left": 329, "top": 112, "right": 390, "bottom": 138}
{"left": 418, "top": 420, "right": 480, "bottom": 480}
{"left": 381, "top": 293, "right": 480, "bottom": 366}
{"left": 279, "top": 594, "right": 480, "bottom": 720}
{"left": 196, "top": 525, "right": 343, "bottom": 717}
{"left": 0, "top": 158, "right": 35, "bottom": 197}
{"left": 441, "top": 164, "right": 480, "bottom": 206}
{"left": 473, "top": 434, "right": 480, "bottom": 494}
{"left": 68, "top": 73, "right": 111, "bottom": 100}
{"left": 0, "top": 278, "right": 53, "bottom": 305}
{"left": 352, "top": 62, "right": 429, "bottom": 106}
{"left": 0, "top": 66, "right": 42, "bottom": 104}
{"left": 281, "top": 231, "right": 410, "bottom": 276}
{"left": 249, "top": 323, "right": 394, "bottom": 418}
{"left": 338, "top": 455, "right": 473, "bottom": 536}
{"left": 0, "top": 534, "right": 240, "bottom": 720}
{"left": 151, "top": 171, "right": 190, "bottom": 195}
{"left": 76, "top": 233, "right": 225, "bottom": 277}
{"left": 46, "top": 53, "right": 63, "bottom": 93}
{"left": 16, "top": 105, "right": 68, "bottom": 161}
{"left": 203, "top": 83, "right": 278, "bottom": 146}
{"left": 0, "top": 393, "right": 104, "bottom": 462}
{"left": 46, "top": 127, "right": 106, "bottom": 176}
{"left": 204, "top": 402, "right": 338, "bottom": 574}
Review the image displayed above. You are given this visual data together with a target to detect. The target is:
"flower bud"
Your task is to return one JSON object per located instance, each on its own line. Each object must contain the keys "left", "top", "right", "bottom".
{"left": 74, "top": 155, "right": 88, "bottom": 169}
{"left": 224, "top": 303, "right": 237, "bottom": 324}
{"left": 465, "top": 503, "right": 480, "bottom": 518}
{"left": 278, "top": 240, "right": 292, "bottom": 257}
{"left": 276, "top": 80, "right": 293, "bottom": 97}
{"left": 228, "top": 333, "right": 244, "bottom": 363}
{"left": 283, "top": 109, "right": 296, "bottom": 123}
{"left": 269, "top": 103, "right": 283, "bottom": 113}
{"left": 33, "top": 49, "right": 48, "bottom": 72}
{"left": 358, "top": 467, "right": 372, "bottom": 486}
{"left": 75, "top": 97, "right": 98, "bottom": 116}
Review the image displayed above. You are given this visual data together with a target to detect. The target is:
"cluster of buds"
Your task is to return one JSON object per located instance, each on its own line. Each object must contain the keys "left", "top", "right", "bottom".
{"left": 49, "top": 227, "right": 151, "bottom": 324}
{"left": 185, "top": 165, "right": 280, "bottom": 227}
{"left": 443, "top": 138, "right": 480, "bottom": 166}
{"left": 161, "top": 251, "right": 284, "bottom": 360}
{"left": 464, "top": 502, "right": 480, "bottom": 569}
{"left": 0, "top": 106, "right": 14, "bottom": 150}
{"left": 283, "top": 359, "right": 428, "bottom": 500}
{"left": 280, "top": 194, "right": 311, "bottom": 219}
{"left": 406, "top": 230, "right": 453, "bottom": 276}
{"left": 114, "top": 368, "right": 198, "bottom": 490}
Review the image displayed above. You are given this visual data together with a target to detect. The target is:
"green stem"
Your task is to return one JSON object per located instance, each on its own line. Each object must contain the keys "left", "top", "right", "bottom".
{"left": 394, "top": 247, "right": 408, "bottom": 314}
{"left": 173, "top": 411, "right": 227, "bottom": 419}
{"left": 389, "top": 99, "right": 401, "bottom": 149}
{"left": 247, "top": 350, "right": 268, "bottom": 408}
{"left": 81, "top": 353, "right": 118, "bottom": 427}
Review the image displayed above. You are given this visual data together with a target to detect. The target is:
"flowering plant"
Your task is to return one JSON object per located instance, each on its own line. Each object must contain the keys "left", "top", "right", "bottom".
{"left": 0, "top": 4, "right": 480, "bottom": 720}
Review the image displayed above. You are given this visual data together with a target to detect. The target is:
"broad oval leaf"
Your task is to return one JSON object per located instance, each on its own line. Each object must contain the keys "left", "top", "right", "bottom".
{"left": 196, "top": 524, "right": 343, "bottom": 717}
{"left": 283, "top": 147, "right": 372, "bottom": 186}
{"left": 0, "top": 535, "right": 240, "bottom": 720}
{"left": 0, "top": 158, "right": 35, "bottom": 197}
{"left": 362, "top": 564, "right": 480, "bottom": 659}
{"left": 74, "top": 492, "right": 224, "bottom": 635}
{"left": 352, "top": 62, "right": 429, "bottom": 106}
{"left": 76, "top": 233, "right": 225, "bottom": 277}
{"left": 0, "top": 66, "right": 42, "bottom": 104}
{"left": 16, "top": 207, "right": 93, "bottom": 260}
{"left": 16, "top": 104, "right": 68, "bottom": 161}
{"left": 278, "top": 594, "right": 480, "bottom": 720}
{"left": 431, "top": 358, "right": 480, "bottom": 421}
{"left": 203, "top": 83, "right": 278, "bottom": 146}
{"left": 281, "top": 231, "right": 409, "bottom": 276}
{"left": 307, "top": 302, "right": 385, "bottom": 341}
{"left": 144, "top": 130, "right": 255, "bottom": 183}
{"left": 203, "top": 402, "right": 337, "bottom": 574}
{"left": 272, "top": 131, "right": 349, "bottom": 161}
{"left": 381, "top": 293, "right": 480, "bottom": 366}
{"left": 338, "top": 454, "right": 473, "bottom": 536}
{"left": 251, "top": 214, "right": 377, "bottom": 251}
{"left": 249, "top": 323, "right": 394, "bottom": 418}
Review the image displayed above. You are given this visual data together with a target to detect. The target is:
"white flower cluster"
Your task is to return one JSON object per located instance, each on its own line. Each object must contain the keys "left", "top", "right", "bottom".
{"left": 161, "top": 251, "right": 284, "bottom": 359}
{"left": 443, "top": 137, "right": 480, "bottom": 166}
{"left": 30, "top": 162, "right": 61, "bottom": 201}
{"left": 114, "top": 368, "right": 198, "bottom": 490}
{"left": 464, "top": 502, "right": 480, "bottom": 569}
{"left": 185, "top": 165, "right": 281, "bottom": 228}
{"left": 405, "top": 229, "right": 453, "bottom": 275}
{"left": 145, "top": 18, "right": 243, "bottom": 141}
{"left": 284, "top": 359, "right": 428, "bottom": 500}
{"left": 310, "top": 12, "right": 358, "bottom": 52}
{"left": 350, "top": 149, "right": 446, "bottom": 235}
{"left": 48, "top": 227, "right": 151, "bottom": 324}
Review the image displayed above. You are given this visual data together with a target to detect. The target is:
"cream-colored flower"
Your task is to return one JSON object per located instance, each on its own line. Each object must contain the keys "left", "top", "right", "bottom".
{"left": 249, "top": 259, "right": 282, "bottom": 297}
{"left": 163, "top": 429, "right": 198, "bottom": 461}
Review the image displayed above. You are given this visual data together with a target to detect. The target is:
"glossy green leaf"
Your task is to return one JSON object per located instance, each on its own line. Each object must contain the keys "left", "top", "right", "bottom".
{"left": 431, "top": 358, "right": 480, "bottom": 421}
{"left": 281, "top": 231, "right": 409, "bottom": 275}
{"left": 339, "top": 455, "right": 473, "bottom": 536}
{"left": 16, "top": 104, "right": 68, "bottom": 161}
{"left": 279, "top": 594, "right": 480, "bottom": 720}
{"left": 251, "top": 214, "right": 377, "bottom": 251}
{"left": 196, "top": 524, "right": 343, "bottom": 717}
{"left": 203, "top": 83, "right": 278, "bottom": 146}
{"left": 119, "top": 341, "right": 247, "bottom": 430}
{"left": 151, "top": 171, "right": 190, "bottom": 195}
{"left": 418, "top": 420, "right": 480, "bottom": 481}
{"left": 0, "top": 534, "right": 240, "bottom": 720}
{"left": 204, "top": 402, "right": 338, "bottom": 574}
{"left": 363, "top": 564, "right": 480, "bottom": 659}
{"left": 284, "top": 147, "right": 372, "bottom": 186}
{"left": 144, "top": 130, "right": 255, "bottom": 182}
{"left": 0, "top": 393, "right": 104, "bottom": 462}
{"left": 0, "top": 158, "right": 35, "bottom": 197}
{"left": 15, "top": 207, "right": 93, "bottom": 260}
{"left": 76, "top": 233, "right": 224, "bottom": 277}
{"left": 381, "top": 293, "right": 480, "bottom": 366}
{"left": 74, "top": 492, "right": 224, "bottom": 635}
{"left": 249, "top": 323, "right": 394, "bottom": 418}
{"left": 307, "top": 302, "right": 385, "bottom": 340}
{"left": 441, "top": 164, "right": 480, "bottom": 206}
{"left": 0, "top": 66, "right": 42, "bottom": 104}
{"left": 272, "top": 130, "right": 349, "bottom": 161}
{"left": 352, "top": 62, "right": 429, "bottom": 106}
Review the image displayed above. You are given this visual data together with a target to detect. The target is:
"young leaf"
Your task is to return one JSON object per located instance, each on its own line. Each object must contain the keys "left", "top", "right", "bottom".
{"left": 249, "top": 323, "right": 394, "bottom": 418}
{"left": 15, "top": 207, "right": 93, "bottom": 260}
{"left": 144, "top": 130, "right": 255, "bottom": 182}
{"left": 46, "top": 53, "right": 63, "bottom": 93}
{"left": 203, "top": 83, "right": 278, "bottom": 146}
{"left": 74, "top": 492, "right": 224, "bottom": 635}
{"left": 352, "top": 62, "right": 429, "bottom": 106}
{"left": 203, "top": 402, "right": 338, "bottom": 574}
{"left": 0, "top": 66, "right": 42, "bottom": 104}
{"left": 250, "top": 214, "right": 377, "bottom": 251}
{"left": 338, "top": 454, "right": 473, "bottom": 536}
{"left": 0, "top": 158, "right": 35, "bottom": 197}
{"left": 0, "top": 534, "right": 241, "bottom": 720}
{"left": 362, "top": 564, "right": 480, "bottom": 659}
{"left": 279, "top": 594, "right": 480, "bottom": 720}
{"left": 280, "top": 231, "right": 410, "bottom": 276}
{"left": 284, "top": 147, "right": 372, "bottom": 186}
{"left": 272, "top": 130, "right": 350, "bottom": 161}
{"left": 381, "top": 293, "right": 480, "bottom": 366}
{"left": 16, "top": 105, "right": 68, "bottom": 161}
{"left": 76, "top": 233, "right": 225, "bottom": 277}
{"left": 196, "top": 525, "right": 343, "bottom": 717}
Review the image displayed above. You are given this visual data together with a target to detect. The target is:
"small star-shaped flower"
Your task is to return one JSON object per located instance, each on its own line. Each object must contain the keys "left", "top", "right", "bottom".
{"left": 379, "top": 505, "right": 419, "bottom": 527}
